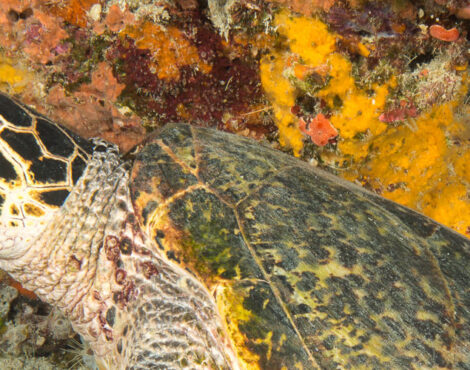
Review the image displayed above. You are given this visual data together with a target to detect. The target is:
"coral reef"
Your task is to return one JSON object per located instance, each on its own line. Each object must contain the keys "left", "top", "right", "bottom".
{"left": 0, "top": 0, "right": 269, "bottom": 148}
{"left": 110, "top": 17, "right": 264, "bottom": 133}
{"left": 0, "top": 56, "right": 32, "bottom": 94}
{"left": 0, "top": 280, "right": 88, "bottom": 369}
{"left": 119, "top": 21, "right": 212, "bottom": 81}
{"left": 45, "top": 63, "right": 145, "bottom": 152}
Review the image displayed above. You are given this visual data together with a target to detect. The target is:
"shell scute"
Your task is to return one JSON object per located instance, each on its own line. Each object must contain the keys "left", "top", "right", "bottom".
{"left": 165, "top": 187, "right": 261, "bottom": 281}
{"left": 159, "top": 123, "right": 197, "bottom": 170}
{"left": 36, "top": 189, "right": 70, "bottom": 207}
{"left": 131, "top": 139, "right": 198, "bottom": 219}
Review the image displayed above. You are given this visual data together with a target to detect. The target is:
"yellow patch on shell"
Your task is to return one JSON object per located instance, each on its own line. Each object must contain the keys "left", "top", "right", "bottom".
{"left": 214, "top": 283, "right": 261, "bottom": 369}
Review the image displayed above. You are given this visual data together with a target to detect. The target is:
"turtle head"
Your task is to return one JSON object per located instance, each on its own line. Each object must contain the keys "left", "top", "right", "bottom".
{"left": 0, "top": 93, "right": 93, "bottom": 258}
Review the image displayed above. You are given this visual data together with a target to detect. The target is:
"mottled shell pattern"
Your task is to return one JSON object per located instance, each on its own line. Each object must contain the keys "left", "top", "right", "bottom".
{"left": 132, "top": 124, "right": 470, "bottom": 369}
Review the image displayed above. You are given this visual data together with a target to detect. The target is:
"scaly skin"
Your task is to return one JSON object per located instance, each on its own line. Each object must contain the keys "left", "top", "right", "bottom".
{"left": 0, "top": 140, "right": 238, "bottom": 369}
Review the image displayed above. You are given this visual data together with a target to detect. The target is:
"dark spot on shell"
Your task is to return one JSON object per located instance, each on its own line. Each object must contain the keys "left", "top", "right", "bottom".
{"left": 106, "top": 306, "right": 116, "bottom": 327}
{"left": 123, "top": 325, "right": 129, "bottom": 336}
{"left": 382, "top": 316, "right": 406, "bottom": 340}
{"left": 364, "top": 295, "right": 384, "bottom": 314}
{"left": 142, "top": 201, "right": 158, "bottom": 225}
{"left": 115, "top": 268, "right": 127, "bottom": 285}
{"left": 156, "top": 230, "right": 165, "bottom": 238}
{"left": 354, "top": 354, "right": 369, "bottom": 364}
{"left": 292, "top": 303, "right": 311, "bottom": 314}
{"left": 296, "top": 271, "right": 318, "bottom": 292}
{"left": 412, "top": 319, "right": 442, "bottom": 341}
{"left": 408, "top": 340, "right": 447, "bottom": 367}
{"left": 117, "top": 339, "right": 123, "bottom": 354}
{"left": 275, "top": 247, "right": 300, "bottom": 271}
{"left": 10, "top": 204, "right": 19, "bottom": 215}
{"left": 336, "top": 242, "right": 359, "bottom": 268}
{"left": 323, "top": 335, "right": 337, "bottom": 350}
{"left": 140, "top": 261, "right": 159, "bottom": 279}
{"left": 166, "top": 250, "right": 180, "bottom": 263}
{"left": 120, "top": 237, "right": 133, "bottom": 255}
{"left": 352, "top": 344, "right": 364, "bottom": 351}
{"left": 358, "top": 333, "right": 371, "bottom": 343}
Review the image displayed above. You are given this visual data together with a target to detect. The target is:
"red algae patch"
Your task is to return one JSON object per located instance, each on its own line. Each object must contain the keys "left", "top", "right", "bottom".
{"left": 429, "top": 24, "right": 459, "bottom": 42}
{"left": 299, "top": 114, "right": 338, "bottom": 146}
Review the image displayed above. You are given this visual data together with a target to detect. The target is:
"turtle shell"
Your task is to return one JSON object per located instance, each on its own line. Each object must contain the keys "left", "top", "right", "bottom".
{"left": 130, "top": 123, "right": 470, "bottom": 369}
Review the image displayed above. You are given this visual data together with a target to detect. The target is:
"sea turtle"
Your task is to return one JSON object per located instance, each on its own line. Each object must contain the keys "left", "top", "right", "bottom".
{"left": 0, "top": 91, "right": 470, "bottom": 369}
